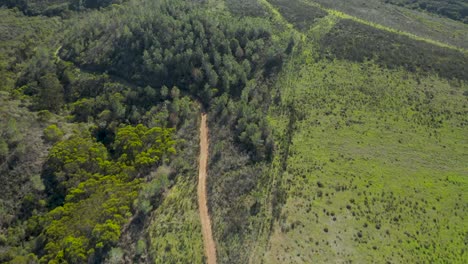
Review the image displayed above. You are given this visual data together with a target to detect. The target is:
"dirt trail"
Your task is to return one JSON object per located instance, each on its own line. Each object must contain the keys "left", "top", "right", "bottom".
{"left": 198, "top": 113, "right": 217, "bottom": 264}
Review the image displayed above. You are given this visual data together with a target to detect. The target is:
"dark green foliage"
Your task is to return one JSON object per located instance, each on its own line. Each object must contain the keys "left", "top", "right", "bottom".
{"left": 268, "top": 0, "right": 328, "bottom": 31}
{"left": 320, "top": 19, "right": 468, "bottom": 80}
{"left": 0, "top": 0, "right": 126, "bottom": 16}
{"left": 80, "top": 0, "right": 121, "bottom": 9}
{"left": 14, "top": 47, "right": 67, "bottom": 112}
{"left": 37, "top": 73, "right": 65, "bottom": 112}
{"left": 207, "top": 78, "right": 276, "bottom": 262}
{"left": 211, "top": 82, "right": 274, "bottom": 162}
{"left": 311, "top": 0, "right": 468, "bottom": 49}
{"left": 208, "top": 118, "right": 269, "bottom": 263}
{"left": 0, "top": 0, "right": 72, "bottom": 16}
{"left": 60, "top": 0, "right": 282, "bottom": 106}
{"left": 226, "top": 0, "right": 267, "bottom": 17}
{"left": 384, "top": 0, "right": 468, "bottom": 23}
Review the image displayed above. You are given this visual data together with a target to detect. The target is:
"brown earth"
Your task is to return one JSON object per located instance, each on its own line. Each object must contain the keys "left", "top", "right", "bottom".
{"left": 198, "top": 113, "right": 217, "bottom": 264}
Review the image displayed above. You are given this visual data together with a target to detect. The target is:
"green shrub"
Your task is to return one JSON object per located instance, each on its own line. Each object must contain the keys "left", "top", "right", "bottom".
{"left": 37, "top": 110, "right": 52, "bottom": 122}
{"left": 43, "top": 124, "right": 63, "bottom": 143}
{"left": 136, "top": 239, "right": 147, "bottom": 256}
{"left": 107, "top": 247, "right": 124, "bottom": 264}
{"left": 0, "top": 139, "right": 8, "bottom": 159}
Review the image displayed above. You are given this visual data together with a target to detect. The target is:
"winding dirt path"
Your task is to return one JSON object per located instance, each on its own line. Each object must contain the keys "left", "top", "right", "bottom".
{"left": 198, "top": 113, "right": 217, "bottom": 264}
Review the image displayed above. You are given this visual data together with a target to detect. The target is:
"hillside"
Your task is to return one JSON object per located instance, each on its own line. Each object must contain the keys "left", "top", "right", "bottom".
{"left": 0, "top": 0, "right": 467, "bottom": 263}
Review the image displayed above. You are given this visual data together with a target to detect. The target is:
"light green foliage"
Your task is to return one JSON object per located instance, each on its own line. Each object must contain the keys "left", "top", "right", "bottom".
{"left": 43, "top": 124, "right": 64, "bottom": 143}
{"left": 260, "top": 32, "right": 467, "bottom": 262}
{"left": 2, "top": 118, "right": 21, "bottom": 143}
{"left": 92, "top": 220, "right": 122, "bottom": 249}
{"left": 114, "top": 124, "right": 176, "bottom": 169}
{"left": 30, "top": 174, "right": 45, "bottom": 192}
{"left": 146, "top": 111, "right": 204, "bottom": 264}
{"left": 38, "top": 123, "right": 175, "bottom": 262}
{"left": 8, "top": 253, "right": 39, "bottom": 264}
{"left": 41, "top": 174, "right": 140, "bottom": 263}
{"left": 148, "top": 177, "right": 204, "bottom": 264}
{"left": 136, "top": 238, "right": 146, "bottom": 256}
{"left": 47, "top": 135, "right": 109, "bottom": 194}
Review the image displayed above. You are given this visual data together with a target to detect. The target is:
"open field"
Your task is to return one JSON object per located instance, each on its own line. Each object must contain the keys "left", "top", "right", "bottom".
{"left": 242, "top": 2, "right": 468, "bottom": 263}
{"left": 260, "top": 29, "right": 468, "bottom": 264}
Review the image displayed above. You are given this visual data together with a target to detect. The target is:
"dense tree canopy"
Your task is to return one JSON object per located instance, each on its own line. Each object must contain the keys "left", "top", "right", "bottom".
{"left": 61, "top": 0, "right": 285, "bottom": 105}
{"left": 38, "top": 124, "right": 175, "bottom": 262}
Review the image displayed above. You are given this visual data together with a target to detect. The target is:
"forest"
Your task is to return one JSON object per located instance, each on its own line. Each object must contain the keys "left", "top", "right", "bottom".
{"left": 0, "top": 0, "right": 467, "bottom": 263}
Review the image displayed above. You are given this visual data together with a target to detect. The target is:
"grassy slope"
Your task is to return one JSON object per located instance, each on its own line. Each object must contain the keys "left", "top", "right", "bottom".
{"left": 307, "top": 0, "right": 468, "bottom": 49}
{"left": 147, "top": 177, "right": 204, "bottom": 264}
{"left": 146, "top": 109, "right": 205, "bottom": 264}
{"left": 254, "top": 1, "right": 468, "bottom": 263}
{"left": 264, "top": 57, "right": 467, "bottom": 263}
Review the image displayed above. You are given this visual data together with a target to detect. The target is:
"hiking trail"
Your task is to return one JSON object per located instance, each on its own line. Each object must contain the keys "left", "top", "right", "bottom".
{"left": 198, "top": 113, "right": 216, "bottom": 264}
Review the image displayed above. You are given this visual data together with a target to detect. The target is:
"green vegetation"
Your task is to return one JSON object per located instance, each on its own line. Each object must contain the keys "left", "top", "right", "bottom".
{"left": 41, "top": 174, "right": 140, "bottom": 263}
{"left": 145, "top": 110, "right": 204, "bottom": 264}
{"left": 3, "top": 123, "right": 175, "bottom": 262}
{"left": 226, "top": 0, "right": 267, "bottom": 17}
{"left": 385, "top": 0, "right": 468, "bottom": 23}
{"left": 250, "top": 4, "right": 468, "bottom": 262}
{"left": 0, "top": 0, "right": 287, "bottom": 262}
{"left": 43, "top": 124, "right": 64, "bottom": 142}
{"left": 309, "top": 0, "right": 468, "bottom": 49}
{"left": 0, "top": 0, "right": 126, "bottom": 16}
{"left": 60, "top": 0, "right": 284, "bottom": 105}
{"left": 263, "top": 57, "right": 467, "bottom": 262}
{"left": 267, "top": 0, "right": 327, "bottom": 31}
{"left": 0, "top": 94, "right": 49, "bottom": 235}
{"left": 0, "top": 0, "right": 467, "bottom": 263}
{"left": 320, "top": 19, "right": 468, "bottom": 80}
{"left": 0, "top": 8, "right": 60, "bottom": 93}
